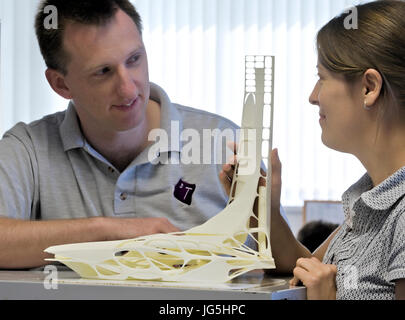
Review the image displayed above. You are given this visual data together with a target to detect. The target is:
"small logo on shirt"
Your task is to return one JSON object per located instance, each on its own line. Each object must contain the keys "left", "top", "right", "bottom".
{"left": 174, "top": 179, "right": 196, "bottom": 206}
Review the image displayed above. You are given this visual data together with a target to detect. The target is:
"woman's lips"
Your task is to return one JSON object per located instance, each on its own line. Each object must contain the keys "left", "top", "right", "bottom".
{"left": 319, "top": 112, "right": 326, "bottom": 124}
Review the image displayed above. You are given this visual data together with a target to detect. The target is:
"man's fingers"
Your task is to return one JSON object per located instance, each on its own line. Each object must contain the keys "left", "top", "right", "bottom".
{"left": 150, "top": 218, "right": 181, "bottom": 234}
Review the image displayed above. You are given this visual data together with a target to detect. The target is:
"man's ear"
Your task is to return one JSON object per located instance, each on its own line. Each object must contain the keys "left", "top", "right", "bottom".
{"left": 362, "top": 68, "right": 383, "bottom": 108}
{"left": 45, "top": 68, "right": 73, "bottom": 100}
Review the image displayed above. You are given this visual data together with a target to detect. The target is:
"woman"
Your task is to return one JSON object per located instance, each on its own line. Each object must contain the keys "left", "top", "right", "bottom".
{"left": 220, "top": 0, "right": 405, "bottom": 300}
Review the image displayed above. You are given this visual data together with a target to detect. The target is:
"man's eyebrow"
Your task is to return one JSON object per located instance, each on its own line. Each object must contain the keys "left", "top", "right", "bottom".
{"left": 86, "top": 46, "right": 146, "bottom": 73}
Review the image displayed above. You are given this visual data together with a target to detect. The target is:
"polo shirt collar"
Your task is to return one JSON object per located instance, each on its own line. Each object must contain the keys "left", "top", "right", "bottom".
{"left": 150, "top": 82, "right": 183, "bottom": 153}
{"left": 131, "top": 83, "right": 184, "bottom": 166}
{"left": 59, "top": 83, "right": 183, "bottom": 154}
{"left": 59, "top": 101, "right": 85, "bottom": 152}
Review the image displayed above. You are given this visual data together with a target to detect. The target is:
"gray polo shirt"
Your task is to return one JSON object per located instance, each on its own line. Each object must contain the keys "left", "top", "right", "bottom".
{"left": 323, "top": 166, "right": 405, "bottom": 300}
{"left": 0, "top": 83, "right": 238, "bottom": 231}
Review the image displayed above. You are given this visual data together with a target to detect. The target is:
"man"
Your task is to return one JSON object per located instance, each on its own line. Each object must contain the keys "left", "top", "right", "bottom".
{"left": 0, "top": 0, "right": 237, "bottom": 268}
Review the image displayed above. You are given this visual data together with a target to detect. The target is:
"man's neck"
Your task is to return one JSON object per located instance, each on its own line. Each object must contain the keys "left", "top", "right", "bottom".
{"left": 81, "top": 100, "right": 161, "bottom": 172}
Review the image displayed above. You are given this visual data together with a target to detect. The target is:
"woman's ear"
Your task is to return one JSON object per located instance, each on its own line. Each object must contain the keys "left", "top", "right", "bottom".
{"left": 362, "top": 69, "right": 383, "bottom": 108}
{"left": 45, "top": 69, "right": 73, "bottom": 100}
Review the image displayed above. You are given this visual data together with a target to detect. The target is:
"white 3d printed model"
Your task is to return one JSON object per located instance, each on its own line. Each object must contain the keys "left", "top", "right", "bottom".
{"left": 45, "top": 56, "right": 276, "bottom": 283}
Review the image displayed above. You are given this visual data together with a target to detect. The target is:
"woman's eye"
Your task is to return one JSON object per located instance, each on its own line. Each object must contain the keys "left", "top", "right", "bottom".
{"left": 316, "top": 74, "right": 324, "bottom": 83}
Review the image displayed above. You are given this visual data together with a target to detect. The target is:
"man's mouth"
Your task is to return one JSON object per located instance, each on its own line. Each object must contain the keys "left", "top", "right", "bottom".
{"left": 112, "top": 98, "right": 137, "bottom": 111}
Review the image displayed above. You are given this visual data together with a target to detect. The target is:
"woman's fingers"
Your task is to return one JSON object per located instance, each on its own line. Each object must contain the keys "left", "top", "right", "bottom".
{"left": 291, "top": 257, "right": 338, "bottom": 299}
{"left": 226, "top": 141, "right": 238, "bottom": 154}
{"left": 219, "top": 144, "right": 283, "bottom": 206}
{"left": 289, "top": 275, "right": 303, "bottom": 287}
{"left": 296, "top": 257, "right": 321, "bottom": 270}
{"left": 219, "top": 170, "right": 232, "bottom": 195}
{"left": 270, "top": 148, "right": 282, "bottom": 211}
{"left": 219, "top": 160, "right": 236, "bottom": 196}
{"left": 291, "top": 257, "right": 321, "bottom": 287}
{"left": 292, "top": 266, "right": 310, "bottom": 284}
{"left": 219, "top": 142, "right": 238, "bottom": 195}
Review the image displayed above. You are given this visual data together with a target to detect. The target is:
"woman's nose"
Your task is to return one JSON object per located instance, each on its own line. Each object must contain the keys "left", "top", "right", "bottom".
{"left": 309, "top": 82, "right": 320, "bottom": 106}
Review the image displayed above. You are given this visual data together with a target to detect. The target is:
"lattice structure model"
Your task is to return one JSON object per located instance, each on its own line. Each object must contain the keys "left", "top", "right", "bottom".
{"left": 45, "top": 56, "right": 276, "bottom": 283}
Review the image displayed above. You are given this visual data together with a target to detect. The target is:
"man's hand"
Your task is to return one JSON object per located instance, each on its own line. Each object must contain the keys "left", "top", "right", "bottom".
{"left": 0, "top": 216, "right": 180, "bottom": 269}
{"left": 290, "top": 257, "right": 337, "bottom": 300}
{"left": 100, "top": 217, "right": 181, "bottom": 241}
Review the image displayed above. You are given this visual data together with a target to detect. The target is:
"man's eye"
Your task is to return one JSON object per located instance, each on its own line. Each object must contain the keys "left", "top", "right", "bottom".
{"left": 95, "top": 67, "right": 110, "bottom": 76}
{"left": 128, "top": 55, "right": 140, "bottom": 64}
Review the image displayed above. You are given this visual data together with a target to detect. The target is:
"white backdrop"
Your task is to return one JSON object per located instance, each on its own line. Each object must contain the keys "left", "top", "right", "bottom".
{"left": 0, "top": 0, "right": 367, "bottom": 206}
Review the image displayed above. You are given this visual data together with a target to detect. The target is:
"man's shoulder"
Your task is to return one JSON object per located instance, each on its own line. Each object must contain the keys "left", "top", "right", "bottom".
{"left": 151, "top": 82, "right": 239, "bottom": 131}
{"left": 173, "top": 103, "right": 240, "bottom": 131}
{"left": 4, "top": 110, "right": 66, "bottom": 144}
{"left": 6, "top": 111, "right": 66, "bottom": 135}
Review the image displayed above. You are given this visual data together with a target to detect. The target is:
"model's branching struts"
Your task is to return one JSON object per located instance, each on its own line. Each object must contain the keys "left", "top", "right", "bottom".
{"left": 45, "top": 56, "right": 276, "bottom": 283}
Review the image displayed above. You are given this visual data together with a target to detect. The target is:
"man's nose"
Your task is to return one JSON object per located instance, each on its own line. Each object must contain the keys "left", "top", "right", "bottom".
{"left": 116, "top": 67, "right": 136, "bottom": 100}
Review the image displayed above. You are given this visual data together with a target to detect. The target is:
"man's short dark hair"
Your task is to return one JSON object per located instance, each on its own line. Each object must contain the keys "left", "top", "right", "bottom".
{"left": 35, "top": 0, "right": 143, "bottom": 75}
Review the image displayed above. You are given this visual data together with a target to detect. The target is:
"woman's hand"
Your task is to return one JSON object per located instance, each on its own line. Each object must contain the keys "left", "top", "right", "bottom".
{"left": 219, "top": 142, "right": 282, "bottom": 214}
{"left": 290, "top": 257, "right": 337, "bottom": 300}
{"left": 219, "top": 141, "right": 238, "bottom": 196}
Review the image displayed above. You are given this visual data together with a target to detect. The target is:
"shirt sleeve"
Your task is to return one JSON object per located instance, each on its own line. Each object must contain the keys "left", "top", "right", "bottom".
{"left": 0, "top": 126, "right": 37, "bottom": 220}
{"left": 387, "top": 210, "right": 405, "bottom": 283}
